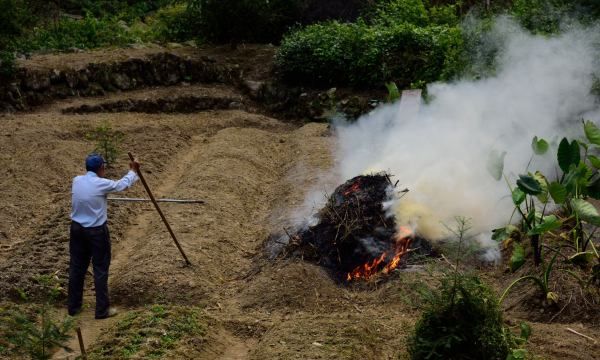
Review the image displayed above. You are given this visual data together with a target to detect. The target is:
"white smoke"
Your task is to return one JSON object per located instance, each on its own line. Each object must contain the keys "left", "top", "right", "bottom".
{"left": 333, "top": 19, "right": 600, "bottom": 256}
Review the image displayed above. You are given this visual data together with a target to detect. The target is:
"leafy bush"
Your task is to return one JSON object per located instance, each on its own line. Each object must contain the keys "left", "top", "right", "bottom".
{"left": 89, "top": 305, "right": 206, "bottom": 359}
{"left": 0, "top": 50, "right": 15, "bottom": 79}
{"left": 408, "top": 274, "right": 514, "bottom": 360}
{"left": 276, "top": 20, "right": 464, "bottom": 88}
{"left": 512, "top": 0, "right": 600, "bottom": 33}
{"left": 427, "top": 3, "right": 460, "bottom": 26}
{"left": 60, "top": 0, "right": 175, "bottom": 19}
{"left": 144, "top": 3, "right": 198, "bottom": 42}
{"left": 372, "top": 0, "right": 430, "bottom": 26}
{"left": 17, "top": 15, "right": 139, "bottom": 52}
{"left": 189, "top": 0, "right": 302, "bottom": 44}
{"left": 512, "top": 0, "right": 566, "bottom": 34}
{"left": 187, "top": 0, "right": 381, "bottom": 44}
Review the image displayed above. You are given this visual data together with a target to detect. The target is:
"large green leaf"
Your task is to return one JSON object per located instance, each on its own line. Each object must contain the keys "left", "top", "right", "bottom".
{"left": 516, "top": 174, "right": 542, "bottom": 195}
{"left": 486, "top": 150, "right": 506, "bottom": 181}
{"left": 531, "top": 136, "right": 549, "bottom": 155}
{"left": 584, "top": 120, "right": 600, "bottom": 146}
{"left": 557, "top": 138, "right": 580, "bottom": 173}
{"left": 587, "top": 171, "right": 600, "bottom": 199}
{"left": 571, "top": 198, "right": 600, "bottom": 226}
{"left": 527, "top": 215, "right": 562, "bottom": 235}
{"left": 588, "top": 155, "right": 600, "bottom": 169}
{"left": 533, "top": 171, "right": 549, "bottom": 203}
{"left": 562, "top": 162, "right": 592, "bottom": 194}
{"left": 510, "top": 243, "right": 525, "bottom": 272}
{"left": 548, "top": 181, "right": 567, "bottom": 204}
{"left": 512, "top": 188, "right": 526, "bottom": 206}
{"left": 492, "top": 225, "right": 518, "bottom": 242}
{"left": 519, "top": 322, "right": 532, "bottom": 341}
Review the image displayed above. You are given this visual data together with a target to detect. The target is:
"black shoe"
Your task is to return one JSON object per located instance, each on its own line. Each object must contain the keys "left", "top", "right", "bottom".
{"left": 95, "top": 307, "right": 117, "bottom": 319}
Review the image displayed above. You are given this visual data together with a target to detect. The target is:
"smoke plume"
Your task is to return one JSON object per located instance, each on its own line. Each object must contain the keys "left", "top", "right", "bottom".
{"left": 333, "top": 19, "right": 600, "bottom": 251}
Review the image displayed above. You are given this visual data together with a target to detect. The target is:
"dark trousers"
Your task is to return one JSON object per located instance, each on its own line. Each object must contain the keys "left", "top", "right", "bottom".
{"left": 68, "top": 221, "right": 111, "bottom": 318}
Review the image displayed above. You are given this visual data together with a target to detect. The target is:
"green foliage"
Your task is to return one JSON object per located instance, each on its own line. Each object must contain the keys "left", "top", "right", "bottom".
{"left": 372, "top": 0, "right": 429, "bottom": 27}
{"left": 512, "top": 0, "right": 566, "bottom": 34}
{"left": 189, "top": 0, "right": 302, "bottom": 44}
{"left": 61, "top": 0, "right": 175, "bottom": 20}
{"left": 487, "top": 149, "right": 507, "bottom": 181}
{"left": 427, "top": 4, "right": 460, "bottom": 26}
{"left": 506, "top": 322, "right": 531, "bottom": 360}
{"left": 0, "top": 272, "right": 73, "bottom": 359}
{"left": 18, "top": 15, "right": 139, "bottom": 52}
{"left": 385, "top": 81, "right": 401, "bottom": 102}
{"left": 276, "top": 20, "right": 464, "bottom": 88}
{"left": 512, "top": 0, "right": 600, "bottom": 33}
{"left": 89, "top": 305, "right": 206, "bottom": 359}
{"left": 510, "top": 243, "right": 526, "bottom": 272}
{"left": 0, "top": 50, "right": 15, "bottom": 79}
{"left": 187, "top": 0, "right": 379, "bottom": 45}
{"left": 143, "top": 3, "right": 197, "bottom": 42}
{"left": 86, "top": 122, "right": 124, "bottom": 167}
{"left": 409, "top": 217, "right": 519, "bottom": 360}
{"left": 500, "top": 248, "right": 564, "bottom": 305}
{"left": 531, "top": 136, "right": 549, "bottom": 155}
{"left": 408, "top": 274, "right": 514, "bottom": 360}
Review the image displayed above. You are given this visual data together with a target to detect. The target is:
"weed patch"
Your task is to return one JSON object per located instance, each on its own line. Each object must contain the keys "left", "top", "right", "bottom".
{"left": 88, "top": 305, "right": 207, "bottom": 359}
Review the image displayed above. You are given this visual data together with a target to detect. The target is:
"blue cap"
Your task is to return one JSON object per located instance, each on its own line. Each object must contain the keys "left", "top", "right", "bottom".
{"left": 85, "top": 153, "right": 105, "bottom": 172}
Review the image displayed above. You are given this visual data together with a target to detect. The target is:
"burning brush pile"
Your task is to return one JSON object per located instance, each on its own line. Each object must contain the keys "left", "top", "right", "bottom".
{"left": 285, "top": 173, "right": 433, "bottom": 281}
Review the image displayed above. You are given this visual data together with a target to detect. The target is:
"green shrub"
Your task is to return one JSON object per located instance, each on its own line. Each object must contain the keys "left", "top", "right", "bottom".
{"left": 60, "top": 0, "right": 175, "bottom": 19}
{"left": 0, "top": 50, "right": 15, "bottom": 79}
{"left": 276, "top": 20, "right": 464, "bottom": 88}
{"left": 18, "top": 14, "right": 139, "bottom": 52}
{"left": 512, "top": 0, "right": 600, "bottom": 33}
{"left": 186, "top": 0, "right": 381, "bottom": 45}
{"left": 372, "top": 0, "right": 430, "bottom": 26}
{"left": 428, "top": 4, "right": 460, "bottom": 26}
{"left": 512, "top": 0, "right": 566, "bottom": 34}
{"left": 0, "top": 273, "right": 73, "bottom": 360}
{"left": 408, "top": 274, "right": 514, "bottom": 360}
{"left": 145, "top": 3, "right": 197, "bottom": 42}
{"left": 189, "top": 0, "right": 302, "bottom": 44}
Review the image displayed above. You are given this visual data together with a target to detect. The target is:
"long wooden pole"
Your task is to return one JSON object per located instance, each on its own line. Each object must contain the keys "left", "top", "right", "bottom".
{"left": 128, "top": 152, "right": 191, "bottom": 266}
{"left": 108, "top": 197, "right": 205, "bottom": 204}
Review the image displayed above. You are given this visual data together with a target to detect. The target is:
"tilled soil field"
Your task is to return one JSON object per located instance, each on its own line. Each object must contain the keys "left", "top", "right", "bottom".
{"left": 1, "top": 49, "right": 598, "bottom": 360}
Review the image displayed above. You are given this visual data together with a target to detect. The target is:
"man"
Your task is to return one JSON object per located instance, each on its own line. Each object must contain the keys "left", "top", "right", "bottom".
{"left": 68, "top": 153, "right": 139, "bottom": 319}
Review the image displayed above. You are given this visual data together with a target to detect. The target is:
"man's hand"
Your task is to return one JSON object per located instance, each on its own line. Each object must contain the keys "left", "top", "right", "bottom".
{"left": 129, "top": 159, "right": 140, "bottom": 173}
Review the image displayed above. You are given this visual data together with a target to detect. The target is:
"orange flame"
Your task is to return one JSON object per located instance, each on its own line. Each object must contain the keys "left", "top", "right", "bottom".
{"left": 343, "top": 181, "right": 361, "bottom": 196}
{"left": 346, "top": 226, "right": 413, "bottom": 281}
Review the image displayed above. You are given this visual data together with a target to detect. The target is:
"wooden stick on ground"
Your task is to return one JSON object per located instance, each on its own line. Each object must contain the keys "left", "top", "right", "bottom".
{"left": 565, "top": 327, "right": 597, "bottom": 343}
{"left": 76, "top": 327, "right": 87, "bottom": 359}
{"left": 128, "top": 152, "right": 192, "bottom": 266}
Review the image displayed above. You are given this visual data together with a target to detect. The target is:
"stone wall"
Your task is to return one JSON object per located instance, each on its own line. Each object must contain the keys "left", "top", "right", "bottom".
{"left": 0, "top": 52, "right": 241, "bottom": 113}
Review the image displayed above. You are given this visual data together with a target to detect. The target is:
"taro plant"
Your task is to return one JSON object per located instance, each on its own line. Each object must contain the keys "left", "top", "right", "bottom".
{"left": 494, "top": 120, "right": 600, "bottom": 268}
{"left": 499, "top": 247, "right": 562, "bottom": 306}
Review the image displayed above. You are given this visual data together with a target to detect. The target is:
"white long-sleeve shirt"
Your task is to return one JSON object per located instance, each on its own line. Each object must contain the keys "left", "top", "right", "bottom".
{"left": 71, "top": 170, "right": 139, "bottom": 227}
